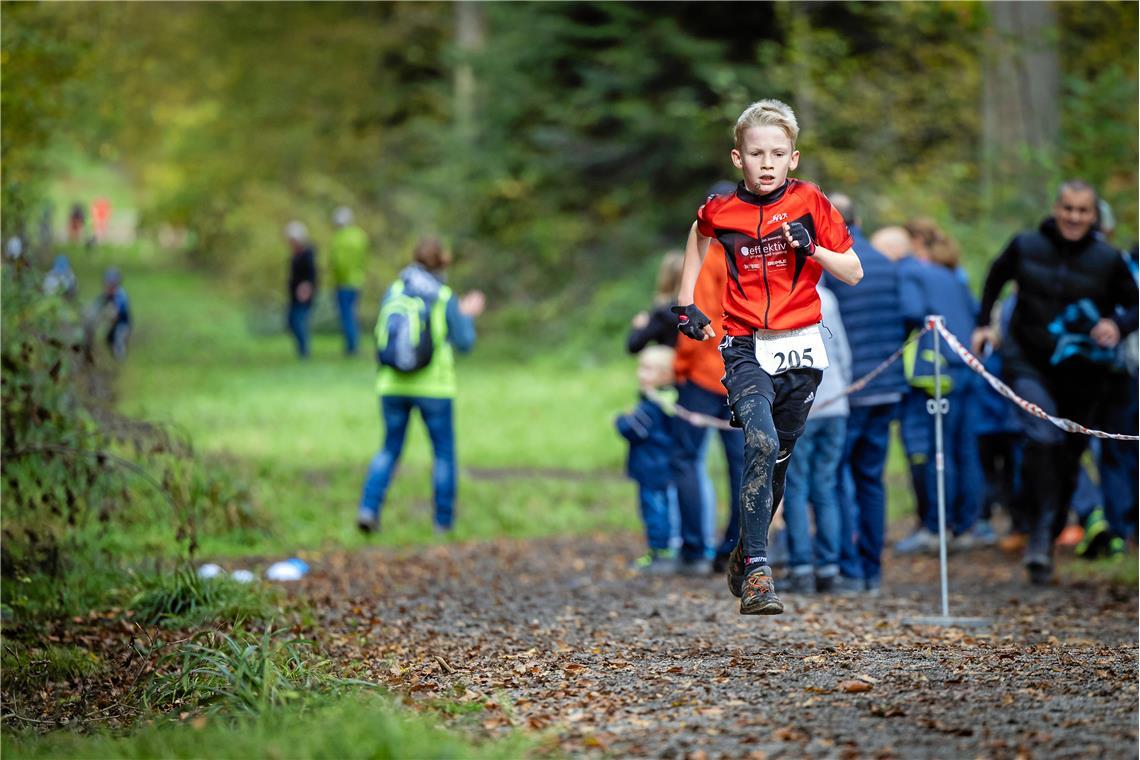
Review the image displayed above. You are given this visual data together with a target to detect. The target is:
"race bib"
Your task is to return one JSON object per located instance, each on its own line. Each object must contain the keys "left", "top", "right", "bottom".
{"left": 754, "top": 324, "right": 829, "bottom": 376}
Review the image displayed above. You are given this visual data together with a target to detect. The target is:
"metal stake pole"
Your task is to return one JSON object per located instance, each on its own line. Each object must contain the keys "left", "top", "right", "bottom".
{"left": 902, "top": 316, "right": 990, "bottom": 630}
{"left": 932, "top": 316, "right": 950, "bottom": 619}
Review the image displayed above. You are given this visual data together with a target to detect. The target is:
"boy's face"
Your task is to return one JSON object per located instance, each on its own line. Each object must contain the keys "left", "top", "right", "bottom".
{"left": 637, "top": 358, "right": 673, "bottom": 390}
{"left": 731, "top": 125, "right": 799, "bottom": 196}
{"left": 1052, "top": 188, "right": 1097, "bottom": 242}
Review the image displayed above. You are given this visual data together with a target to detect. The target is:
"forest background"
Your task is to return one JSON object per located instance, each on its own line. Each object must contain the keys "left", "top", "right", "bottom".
{"left": 1, "top": 2, "right": 1138, "bottom": 756}
{"left": 5, "top": 1, "right": 1138, "bottom": 345}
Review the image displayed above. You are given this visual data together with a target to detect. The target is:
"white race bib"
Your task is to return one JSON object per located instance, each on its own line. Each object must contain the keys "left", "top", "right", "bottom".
{"left": 753, "top": 324, "right": 829, "bottom": 376}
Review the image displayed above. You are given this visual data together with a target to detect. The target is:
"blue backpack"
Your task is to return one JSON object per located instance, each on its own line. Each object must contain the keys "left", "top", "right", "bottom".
{"left": 376, "top": 281, "right": 440, "bottom": 372}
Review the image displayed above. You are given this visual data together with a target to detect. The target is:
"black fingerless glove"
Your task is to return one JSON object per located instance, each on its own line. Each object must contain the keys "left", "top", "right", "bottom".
{"left": 786, "top": 222, "right": 816, "bottom": 256}
{"left": 671, "top": 304, "right": 711, "bottom": 341}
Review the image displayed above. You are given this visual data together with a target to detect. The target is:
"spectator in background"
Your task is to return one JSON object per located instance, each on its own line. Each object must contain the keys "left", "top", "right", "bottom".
{"left": 91, "top": 197, "right": 111, "bottom": 243}
{"left": 43, "top": 255, "right": 78, "bottom": 300}
{"left": 781, "top": 281, "right": 852, "bottom": 594}
{"left": 329, "top": 206, "right": 369, "bottom": 356}
{"left": 869, "top": 226, "right": 912, "bottom": 263}
{"left": 894, "top": 219, "right": 986, "bottom": 553}
{"left": 626, "top": 250, "right": 683, "bottom": 552}
{"left": 972, "top": 180, "right": 1138, "bottom": 584}
{"left": 616, "top": 346, "right": 680, "bottom": 573}
{"left": 285, "top": 221, "right": 316, "bottom": 359}
{"left": 356, "top": 237, "right": 485, "bottom": 535}
{"left": 1074, "top": 199, "right": 1139, "bottom": 558}
{"left": 976, "top": 296, "right": 1030, "bottom": 550}
{"left": 68, "top": 203, "right": 86, "bottom": 244}
{"left": 670, "top": 182, "right": 745, "bottom": 577}
{"left": 824, "top": 194, "right": 908, "bottom": 595}
{"left": 88, "top": 267, "right": 131, "bottom": 361}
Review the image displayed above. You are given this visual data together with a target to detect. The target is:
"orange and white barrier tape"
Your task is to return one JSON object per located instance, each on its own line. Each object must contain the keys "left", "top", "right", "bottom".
{"left": 929, "top": 317, "right": 1140, "bottom": 442}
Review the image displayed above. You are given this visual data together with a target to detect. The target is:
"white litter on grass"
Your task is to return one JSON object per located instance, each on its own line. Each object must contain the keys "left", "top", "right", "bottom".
{"left": 197, "top": 563, "right": 224, "bottom": 579}
{"left": 230, "top": 569, "right": 256, "bottom": 584}
{"left": 266, "top": 558, "right": 310, "bottom": 582}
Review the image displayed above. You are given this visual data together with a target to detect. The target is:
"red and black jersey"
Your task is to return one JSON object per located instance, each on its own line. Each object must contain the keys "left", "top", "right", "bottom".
{"left": 696, "top": 179, "right": 854, "bottom": 335}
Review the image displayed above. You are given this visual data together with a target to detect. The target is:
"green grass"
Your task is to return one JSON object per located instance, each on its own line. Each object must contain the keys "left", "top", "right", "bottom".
{"left": 1, "top": 642, "right": 105, "bottom": 692}
{"left": 2, "top": 691, "right": 539, "bottom": 760}
{"left": 64, "top": 245, "right": 643, "bottom": 560}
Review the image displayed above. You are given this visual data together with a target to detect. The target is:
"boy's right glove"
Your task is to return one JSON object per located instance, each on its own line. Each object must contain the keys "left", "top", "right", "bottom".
{"left": 671, "top": 303, "right": 712, "bottom": 341}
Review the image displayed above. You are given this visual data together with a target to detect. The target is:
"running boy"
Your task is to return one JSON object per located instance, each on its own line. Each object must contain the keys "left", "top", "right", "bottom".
{"left": 673, "top": 99, "right": 863, "bottom": 614}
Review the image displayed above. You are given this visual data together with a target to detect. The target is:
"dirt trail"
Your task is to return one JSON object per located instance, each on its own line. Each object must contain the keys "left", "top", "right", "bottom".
{"left": 304, "top": 535, "right": 1137, "bottom": 759}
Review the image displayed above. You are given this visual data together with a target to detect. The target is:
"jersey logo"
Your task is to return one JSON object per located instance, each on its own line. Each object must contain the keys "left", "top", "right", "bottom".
{"left": 769, "top": 212, "right": 789, "bottom": 224}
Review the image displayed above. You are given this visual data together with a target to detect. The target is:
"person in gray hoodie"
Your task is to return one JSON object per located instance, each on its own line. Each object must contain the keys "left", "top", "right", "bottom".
{"left": 780, "top": 282, "right": 853, "bottom": 594}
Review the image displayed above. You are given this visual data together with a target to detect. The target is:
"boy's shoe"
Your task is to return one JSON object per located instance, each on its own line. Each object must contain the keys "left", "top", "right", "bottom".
{"left": 784, "top": 571, "right": 815, "bottom": 595}
{"left": 864, "top": 577, "right": 882, "bottom": 597}
{"left": 895, "top": 527, "right": 940, "bottom": 555}
{"left": 1075, "top": 509, "right": 1110, "bottom": 559}
{"left": 726, "top": 543, "right": 745, "bottom": 598}
{"left": 1107, "top": 536, "right": 1126, "bottom": 560}
{"left": 1025, "top": 553, "right": 1052, "bottom": 586}
{"left": 356, "top": 508, "right": 379, "bottom": 534}
{"left": 632, "top": 549, "right": 678, "bottom": 575}
{"left": 814, "top": 573, "right": 837, "bottom": 594}
{"left": 739, "top": 566, "right": 783, "bottom": 615}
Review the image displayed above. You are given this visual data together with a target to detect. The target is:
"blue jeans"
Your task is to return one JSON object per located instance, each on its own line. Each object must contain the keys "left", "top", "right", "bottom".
{"left": 671, "top": 382, "right": 744, "bottom": 561}
{"left": 784, "top": 415, "right": 846, "bottom": 576}
{"left": 899, "top": 390, "right": 932, "bottom": 526}
{"left": 287, "top": 302, "right": 312, "bottom": 358}
{"left": 838, "top": 402, "right": 897, "bottom": 582}
{"left": 335, "top": 287, "right": 360, "bottom": 355}
{"left": 359, "top": 396, "right": 456, "bottom": 529}
{"left": 639, "top": 486, "right": 673, "bottom": 551}
{"left": 919, "top": 385, "right": 984, "bottom": 536}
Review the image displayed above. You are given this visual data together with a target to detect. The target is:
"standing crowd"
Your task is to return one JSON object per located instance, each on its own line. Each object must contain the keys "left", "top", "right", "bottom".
{"left": 616, "top": 100, "right": 1137, "bottom": 608}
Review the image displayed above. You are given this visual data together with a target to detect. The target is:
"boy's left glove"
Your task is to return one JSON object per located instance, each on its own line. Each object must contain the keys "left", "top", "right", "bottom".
{"left": 783, "top": 222, "right": 816, "bottom": 256}
{"left": 671, "top": 304, "right": 712, "bottom": 341}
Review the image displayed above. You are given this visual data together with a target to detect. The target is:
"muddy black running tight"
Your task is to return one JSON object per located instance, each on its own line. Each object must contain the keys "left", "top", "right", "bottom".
{"left": 734, "top": 393, "right": 798, "bottom": 570}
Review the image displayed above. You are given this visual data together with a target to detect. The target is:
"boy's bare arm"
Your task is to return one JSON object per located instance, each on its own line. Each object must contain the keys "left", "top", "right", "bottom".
{"left": 674, "top": 222, "right": 716, "bottom": 340}
{"left": 812, "top": 245, "right": 863, "bottom": 285}
{"left": 677, "top": 222, "right": 710, "bottom": 305}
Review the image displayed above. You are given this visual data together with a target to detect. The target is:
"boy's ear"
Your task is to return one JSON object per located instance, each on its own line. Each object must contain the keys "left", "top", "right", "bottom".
{"left": 730, "top": 148, "right": 744, "bottom": 169}
{"left": 789, "top": 150, "right": 800, "bottom": 172}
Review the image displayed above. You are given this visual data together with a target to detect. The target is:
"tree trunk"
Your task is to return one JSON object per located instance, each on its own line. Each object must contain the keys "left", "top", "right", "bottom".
{"left": 982, "top": 1, "right": 1060, "bottom": 219}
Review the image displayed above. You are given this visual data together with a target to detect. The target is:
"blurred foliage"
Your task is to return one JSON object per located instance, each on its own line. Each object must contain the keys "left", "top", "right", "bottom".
{"left": 2, "top": 1, "right": 1137, "bottom": 307}
{"left": 0, "top": 259, "right": 267, "bottom": 623}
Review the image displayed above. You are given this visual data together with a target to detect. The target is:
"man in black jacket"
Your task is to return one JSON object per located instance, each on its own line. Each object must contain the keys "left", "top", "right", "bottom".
{"left": 972, "top": 180, "right": 1139, "bottom": 584}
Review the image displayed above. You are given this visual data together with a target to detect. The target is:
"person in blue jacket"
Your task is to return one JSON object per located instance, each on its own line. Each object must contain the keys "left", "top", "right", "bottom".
{"left": 823, "top": 195, "right": 908, "bottom": 595}
{"left": 616, "top": 345, "right": 679, "bottom": 574}
{"left": 893, "top": 219, "right": 985, "bottom": 553}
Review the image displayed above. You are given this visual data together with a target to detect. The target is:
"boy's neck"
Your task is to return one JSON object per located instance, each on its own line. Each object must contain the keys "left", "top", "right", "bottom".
{"left": 736, "top": 179, "right": 790, "bottom": 206}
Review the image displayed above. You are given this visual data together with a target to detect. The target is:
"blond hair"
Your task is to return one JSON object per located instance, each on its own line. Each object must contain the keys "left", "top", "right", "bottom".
{"left": 905, "top": 218, "right": 960, "bottom": 270}
{"left": 734, "top": 99, "right": 799, "bottom": 149}
{"left": 654, "top": 251, "right": 685, "bottom": 305}
{"left": 639, "top": 345, "right": 676, "bottom": 380}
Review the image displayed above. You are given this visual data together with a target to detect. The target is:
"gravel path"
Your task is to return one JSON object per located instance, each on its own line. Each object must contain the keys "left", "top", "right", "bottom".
{"left": 305, "top": 534, "right": 1138, "bottom": 759}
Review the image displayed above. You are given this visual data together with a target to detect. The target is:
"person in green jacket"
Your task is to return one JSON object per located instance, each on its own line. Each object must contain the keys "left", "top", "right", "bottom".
{"left": 357, "top": 237, "right": 485, "bottom": 534}
{"left": 329, "top": 206, "right": 370, "bottom": 355}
